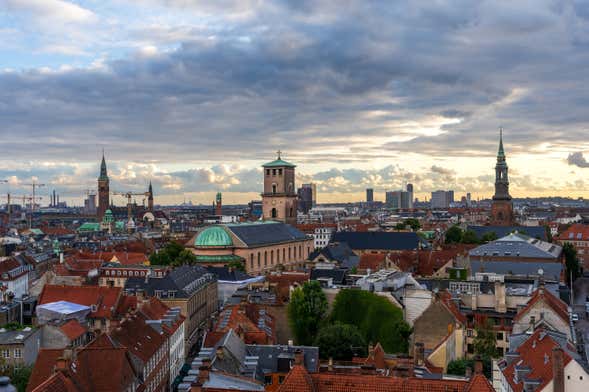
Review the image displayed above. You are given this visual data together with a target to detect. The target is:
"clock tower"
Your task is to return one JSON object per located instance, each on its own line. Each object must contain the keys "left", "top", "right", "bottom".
{"left": 262, "top": 151, "right": 298, "bottom": 225}
{"left": 490, "top": 128, "right": 515, "bottom": 226}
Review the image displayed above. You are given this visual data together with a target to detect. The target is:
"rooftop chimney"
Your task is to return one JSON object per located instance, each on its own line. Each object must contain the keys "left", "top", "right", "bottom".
{"left": 552, "top": 347, "right": 565, "bottom": 392}
{"left": 294, "top": 349, "right": 304, "bottom": 366}
{"left": 414, "top": 342, "right": 425, "bottom": 367}
{"left": 474, "top": 359, "right": 483, "bottom": 375}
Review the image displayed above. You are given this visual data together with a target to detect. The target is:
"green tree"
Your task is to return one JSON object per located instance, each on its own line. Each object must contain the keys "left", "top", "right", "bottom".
{"left": 461, "top": 230, "right": 480, "bottom": 244}
{"left": 445, "top": 226, "right": 463, "bottom": 244}
{"left": 480, "top": 231, "right": 498, "bottom": 243}
{"left": 563, "top": 242, "right": 581, "bottom": 283}
{"left": 447, "top": 358, "right": 492, "bottom": 379}
{"left": 227, "top": 260, "right": 246, "bottom": 273}
{"left": 150, "top": 242, "right": 195, "bottom": 266}
{"left": 544, "top": 225, "right": 553, "bottom": 243}
{"left": 330, "top": 289, "right": 412, "bottom": 353}
{"left": 474, "top": 319, "right": 498, "bottom": 359}
{"left": 314, "top": 323, "right": 367, "bottom": 360}
{"left": 288, "top": 281, "right": 328, "bottom": 345}
{"left": 0, "top": 363, "right": 32, "bottom": 392}
{"left": 395, "top": 222, "right": 406, "bottom": 230}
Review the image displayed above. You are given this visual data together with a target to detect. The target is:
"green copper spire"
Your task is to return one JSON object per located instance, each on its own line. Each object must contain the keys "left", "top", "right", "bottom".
{"left": 99, "top": 151, "right": 108, "bottom": 180}
{"left": 497, "top": 127, "right": 505, "bottom": 159}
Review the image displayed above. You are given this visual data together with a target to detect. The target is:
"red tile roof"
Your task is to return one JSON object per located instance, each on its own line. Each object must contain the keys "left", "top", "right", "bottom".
{"left": 501, "top": 329, "right": 573, "bottom": 392}
{"left": 358, "top": 253, "right": 386, "bottom": 271}
{"left": 556, "top": 223, "right": 589, "bottom": 241}
{"left": 30, "top": 372, "right": 78, "bottom": 392}
{"left": 438, "top": 291, "right": 467, "bottom": 325}
{"left": 212, "top": 304, "right": 275, "bottom": 345}
{"left": 60, "top": 320, "right": 87, "bottom": 341}
{"left": 109, "top": 312, "right": 167, "bottom": 363}
{"left": 277, "top": 365, "right": 494, "bottom": 392}
{"left": 27, "top": 349, "right": 65, "bottom": 392}
{"left": 513, "top": 287, "right": 569, "bottom": 323}
{"left": 38, "top": 285, "right": 122, "bottom": 319}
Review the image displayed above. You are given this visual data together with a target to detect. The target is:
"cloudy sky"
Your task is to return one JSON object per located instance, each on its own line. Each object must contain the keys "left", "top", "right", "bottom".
{"left": 1, "top": 0, "right": 589, "bottom": 206}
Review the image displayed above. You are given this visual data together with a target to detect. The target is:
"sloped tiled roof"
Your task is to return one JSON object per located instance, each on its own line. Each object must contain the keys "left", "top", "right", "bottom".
{"left": 60, "top": 319, "right": 87, "bottom": 341}
{"left": 38, "top": 285, "right": 122, "bottom": 319}
{"left": 277, "top": 364, "right": 494, "bottom": 392}
{"left": 513, "top": 287, "right": 569, "bottom": 323}
{"left": 469, "top": 233, "right": 561, "bottom": 259}
{"left": 27, "top": 349, "right": 65, "bottom": 392}
{"left": 358, "top": 253, "right": 386, "bottom": 271}
{"left": 501, "top": 329, "right": 574, "bottom": 392}
{"left": 227, "top": 222, "right": 308, "bottom": 247}
{"left": 332, "top": 231, "right": 422, "bottom": 251}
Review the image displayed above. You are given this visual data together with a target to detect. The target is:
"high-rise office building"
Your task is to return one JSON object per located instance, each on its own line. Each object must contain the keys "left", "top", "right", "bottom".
{"left": 298, "top": 185, "right": 314, "bottom": 214}
{"left": 406, "top": 184, "right": 414, "bottom": 209}
{"left": 430, "top": 190, "right": 454, "bottom": 209}
{"left": 386, "top": 189, "right": 412, "bottom": 209}
{"left": 366, "top": 188, "right": 374, "bottom": 203}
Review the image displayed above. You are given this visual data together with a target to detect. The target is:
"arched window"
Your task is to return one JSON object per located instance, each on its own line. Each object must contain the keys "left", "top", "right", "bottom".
{"left": 288, "top": 247, "right": 291, "bottom": 260}
{"left": 271, "top": 208, "right": 277, "bottom": 218}
{"left": 264, "top": 251, "right": 268, "bottom": 266}
{"left": 250, "top": 254, "right": 254, "bottom": 270}
{"left": 271, "top": 250, "right": 274, "bottom": 264}
{"left": 272, "top": 183, "right": 277, "bottom": 194}
{"left": 277, "top": 249, "right": 280, "bottom": 263}
{"left": 289, "top": 207, "right": 293, "bottom": 217}
{"left": 283, "top": 248, "right": 286, "bottom": 262}
{"left": 257, "top": 252, "right": 261, "bottom": 268}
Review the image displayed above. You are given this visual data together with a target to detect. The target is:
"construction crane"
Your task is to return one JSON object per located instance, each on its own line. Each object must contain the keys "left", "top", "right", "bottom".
{"left": 21, "top": 195, "right": 43, "bottom": 228}
{"left": 23, "top": 181, "right": 45, "bottom": 216}
{"left": 112, "top": 191, "right": 150, "bottom": 222}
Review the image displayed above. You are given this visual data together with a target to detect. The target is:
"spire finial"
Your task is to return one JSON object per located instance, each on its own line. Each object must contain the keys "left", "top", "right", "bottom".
{"left": 276, "top": 150, "right": 282, "bottom": 159}
{"left": 497, "top": 127, "right": 505, "bottom": 158}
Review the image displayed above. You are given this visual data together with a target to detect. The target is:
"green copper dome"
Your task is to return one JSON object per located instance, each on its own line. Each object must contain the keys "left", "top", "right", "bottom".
{"left": 195, "top": 226, "right": 233, "bottom": 247}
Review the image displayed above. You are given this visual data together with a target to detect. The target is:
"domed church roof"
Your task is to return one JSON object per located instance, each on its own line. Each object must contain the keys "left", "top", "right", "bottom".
{"left": 195, "top": 226, "right": 233, "bottom": 247}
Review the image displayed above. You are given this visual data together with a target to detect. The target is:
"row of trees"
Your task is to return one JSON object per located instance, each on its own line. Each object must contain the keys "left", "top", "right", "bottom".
{"left": 444, "top": 226, "right": 497, "bottom": 244}
{"left": 288, "top": 282, "right": 412, "bottom": 360}
{"left": 149, "top": 241, "right": 246, "bottom": 272}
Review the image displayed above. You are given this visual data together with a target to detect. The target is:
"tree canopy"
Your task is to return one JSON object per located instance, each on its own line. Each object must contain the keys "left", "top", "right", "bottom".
{"left": 287, "top": 281, "right": 328, "bottom": 346}
{"left": 330, "top": 289, "right": 412, "bottom": 353}
{"left": 149, "top": 241, "right": 197, "bottom": 266}
{"left": 313, "top": 323, "right": 367, "bottom": 360}
{"left": 563, "top": 242, "right": 581, "bottom": 283}
{"left": 473, "top": 319, "right": 498, "bottom": 359}
{"left": 445, "top": 226, "right": 463, "bottom": 244}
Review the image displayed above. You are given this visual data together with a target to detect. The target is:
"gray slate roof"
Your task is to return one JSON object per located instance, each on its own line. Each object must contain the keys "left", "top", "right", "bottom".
{"left": 331, "top": 231, "right": 424, "bottom": 251}
{"left": 469, "top": 233, "right": 562, "bottom": 259}
{"left": 470, "top": 260, "right": 562, "bottom": 281}
{"left": 226, "top": 222, "right": 308, "bottom": 247}
{"left": 467, "top": 225, "right": 547, "bottom": 241}
{"left": 125, "top": 265, "right": 216, "bottom": 298}
{"left": 246, "top": 345, "right": 319, "bottom": 374}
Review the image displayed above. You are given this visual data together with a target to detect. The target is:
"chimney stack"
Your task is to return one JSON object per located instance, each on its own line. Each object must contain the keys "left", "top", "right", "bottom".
{"left": 474, "top": 359, "right": 483, "bottom": 375}
{"left": 414, "top": 342, "right": 425, "bottom": 367}
{"left": 552, "top": 347, "right": 565, "bottom": 392}
{"left": 294, "top": 349, "right": 304, "bottom": 366}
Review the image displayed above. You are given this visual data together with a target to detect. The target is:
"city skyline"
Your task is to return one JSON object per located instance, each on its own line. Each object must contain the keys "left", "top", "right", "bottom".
{"left": 2, "top": 1, "right": 589, "bottom": 204}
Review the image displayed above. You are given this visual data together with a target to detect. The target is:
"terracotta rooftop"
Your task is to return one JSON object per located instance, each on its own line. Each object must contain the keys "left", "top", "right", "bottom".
{"left": 512, "top": 286, "right": 569, "bottom": 323}
{"left": 358, "top": 253, "right": 386, "bottom": 271}
{"left": 38, "top": 285, "right": 122, "bottom": 319}
{"left": 277, "top": 365, "right": 494, "bottom": 392}
{"left": 501, "top": 329, "right": 573, "bottom": 392}
{"left": 60, "top": 319, "right": 87, "bottom": 341}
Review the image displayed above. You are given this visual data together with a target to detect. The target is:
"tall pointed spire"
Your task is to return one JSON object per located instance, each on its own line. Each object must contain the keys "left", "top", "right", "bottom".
{"left": 99, "top": 150, "right": 108, "bottom": 180}
{"left": 148, "top": 180, "right": 153, "bottom": 193}
{"left": 497, "top": 127, "right": 505, "bottom": 159}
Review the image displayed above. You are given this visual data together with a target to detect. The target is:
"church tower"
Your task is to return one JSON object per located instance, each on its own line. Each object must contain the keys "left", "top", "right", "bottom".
{"left": 97, "top": 152, "right": 110, "bottom": 220}
{"left": 148, "top": 181, "right": 154, "bottom": 212}
{"left": 215, "top": 192, "right": 222, "bottom": 216}
{"left": 490, "top": 128, "right": 514, "bottom": 226}
{"left": 262, "top": 151, "right": 298, "bottom": 225}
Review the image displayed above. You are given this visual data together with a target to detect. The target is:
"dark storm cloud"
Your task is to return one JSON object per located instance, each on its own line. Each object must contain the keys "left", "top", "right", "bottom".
{"left": 567, "top": 152, "right": 589, "bottom": 168}
{"left": 1, "top": 0, "right": 589, "bottom": 186}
